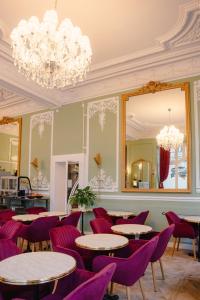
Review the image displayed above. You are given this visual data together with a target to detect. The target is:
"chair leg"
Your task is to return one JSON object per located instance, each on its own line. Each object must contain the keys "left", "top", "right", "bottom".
{"left": 126, "top": 286, "right": 131, "bottom": 300}
{"left": 110, "top": 282, "right": 114, "bottom": 295}
{"left": 139, "top": 279, "right": 146, "bottom": 300}
{"left": 192, "top": 239, "right": 197, "bottom": 260}
{"left": 159, "top": 258, "right": 165, "bottom": 280}
{"left": 151, "top": 262, "right": 157, "bottom": 292}
{"left": 172, "top": 238, "right": 177, "bottom": 256}
{"left": 177, "top": 238, "right": 180, "bottom": 251}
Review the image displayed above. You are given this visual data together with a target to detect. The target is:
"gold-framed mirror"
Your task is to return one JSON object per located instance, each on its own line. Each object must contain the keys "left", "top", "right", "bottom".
{"left": 122, "top": 81, "right": 191, "bottom": 193}
{"left": 0, "top": 117, "right": 22, "bottom": 176}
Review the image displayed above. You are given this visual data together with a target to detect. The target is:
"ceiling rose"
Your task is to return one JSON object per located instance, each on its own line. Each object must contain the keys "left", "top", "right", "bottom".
{"left": 10, "top": 9, "right": 92, "bottom": 89}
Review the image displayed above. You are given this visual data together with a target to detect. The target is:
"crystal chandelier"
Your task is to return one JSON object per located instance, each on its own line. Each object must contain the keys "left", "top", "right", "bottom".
{"left": 10, "top": 6, "right": 92, "bottom": 89}
{"left": 156, "top": 109, "right": 184, "bottom": 150}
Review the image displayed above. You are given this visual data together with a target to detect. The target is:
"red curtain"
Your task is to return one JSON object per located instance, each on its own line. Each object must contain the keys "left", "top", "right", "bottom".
{"left": 159, "top": 147, "right": 170, "bottom": 188}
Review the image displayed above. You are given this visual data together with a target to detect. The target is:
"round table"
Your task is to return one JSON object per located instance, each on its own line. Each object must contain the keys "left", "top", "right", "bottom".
{"left": 75, "top": 233, "right": 129, "bottom": 251}
{"left": 107, "top": 210, "right": 134, "bottom": 218}
{"left": 0, "top": 251, "right": 76, "bottom": 300}
{"left": 39, "top": 211, "right": 67, "bottom": 218}
{"left": 12, "top": 214, "right": 40, "bottom": 222}
{"left": 111, "top": 224, "right": 152, "bottom": 238}
{"left": 182, "top": 215, "right": 200, "bottom": 262}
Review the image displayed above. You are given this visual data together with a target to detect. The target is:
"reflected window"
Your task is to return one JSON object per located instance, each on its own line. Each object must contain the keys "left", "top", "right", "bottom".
{"left": 164, "top": 145, "right": 187, "bottom": 189}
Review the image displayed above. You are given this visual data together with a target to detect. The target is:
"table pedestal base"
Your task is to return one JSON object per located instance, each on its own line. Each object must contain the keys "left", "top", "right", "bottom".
{"left": 103, "top": 294, "right": 119, "bottom": 300}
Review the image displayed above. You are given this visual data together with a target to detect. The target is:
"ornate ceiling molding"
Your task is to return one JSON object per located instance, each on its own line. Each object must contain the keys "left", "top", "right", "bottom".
{"left": 0, "top": 0, "right": 199, "bottom": 115}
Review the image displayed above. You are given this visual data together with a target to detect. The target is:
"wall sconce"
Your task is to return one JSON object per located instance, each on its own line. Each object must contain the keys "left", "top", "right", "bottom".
{"left": 94, "top": 153, "right": 102, "bottom": 167}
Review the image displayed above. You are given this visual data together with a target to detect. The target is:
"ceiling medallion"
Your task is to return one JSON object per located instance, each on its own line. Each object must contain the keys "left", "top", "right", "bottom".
{"left": 10, "top": 4, "right": 92, "bottom": 89}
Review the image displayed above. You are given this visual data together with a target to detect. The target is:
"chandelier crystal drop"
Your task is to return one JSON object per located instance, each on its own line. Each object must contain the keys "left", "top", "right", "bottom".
{"left": 156, "top": 125, "right": 184, "bottom": 150}
{"left": 10, "top": 10, "right": 92, "bottom": 89}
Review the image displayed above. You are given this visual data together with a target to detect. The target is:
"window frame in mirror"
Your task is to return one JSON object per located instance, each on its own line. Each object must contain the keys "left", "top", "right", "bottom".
{"left": 0, "top": 116, "right": 22, "bottom": 176}
{"left": 121, "top": 81, "right": 191, "bottom": 193}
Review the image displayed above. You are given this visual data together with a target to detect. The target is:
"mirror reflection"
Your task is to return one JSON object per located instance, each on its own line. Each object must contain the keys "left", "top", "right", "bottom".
{"left": 122, "top": 81, "right": 191, "bottom": 192}
{"left": 0, "top": 117, "right": 21, "bottom": 176}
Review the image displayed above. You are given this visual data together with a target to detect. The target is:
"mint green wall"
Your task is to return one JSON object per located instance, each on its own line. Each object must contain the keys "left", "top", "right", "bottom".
{"left": 20, "top": 75, "right": 200, "bottom": 234}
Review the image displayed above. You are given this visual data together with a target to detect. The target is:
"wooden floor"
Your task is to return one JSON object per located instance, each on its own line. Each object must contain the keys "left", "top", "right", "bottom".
{"left": 111, "top": 249, "right": 200, "bottom": 300}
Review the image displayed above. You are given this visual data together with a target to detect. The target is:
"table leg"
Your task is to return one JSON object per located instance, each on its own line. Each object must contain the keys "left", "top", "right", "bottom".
{"left": 197, "top": 223, "right": 200, "bottom": 262}
{"left": 81, "top": 212, "right": 84, "bottom": 234}
{"left": 33, "top": 285, "right": 40, "bottom": 300}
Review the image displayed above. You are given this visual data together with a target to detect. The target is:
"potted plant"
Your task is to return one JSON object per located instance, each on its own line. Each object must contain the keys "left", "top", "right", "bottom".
{"left": 69, "top": 186, "right": 96, "bottom": 209}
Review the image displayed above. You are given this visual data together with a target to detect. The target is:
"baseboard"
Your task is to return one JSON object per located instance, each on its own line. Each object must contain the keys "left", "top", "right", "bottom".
{"left": 168, "top": 241, "right": 192, "bottom": 251}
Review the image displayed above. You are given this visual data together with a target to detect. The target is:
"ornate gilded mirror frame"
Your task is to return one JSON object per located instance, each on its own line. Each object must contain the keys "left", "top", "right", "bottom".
{"left": 0, "top": 116, "right": 22, "bottom": 175}
{"left": 121, "top": 81, "right": 191, "bottom": 193}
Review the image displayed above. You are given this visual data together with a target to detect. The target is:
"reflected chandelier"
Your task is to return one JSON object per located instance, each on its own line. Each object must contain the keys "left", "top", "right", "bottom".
{"left": 156, "top": 109, "right": 184, "bottom": 150}
{"left": 10, "top": 3, "right": 92, "bottom": 89}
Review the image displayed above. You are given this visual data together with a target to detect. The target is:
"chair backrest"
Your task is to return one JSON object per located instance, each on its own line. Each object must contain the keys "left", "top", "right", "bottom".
{"left": 90, "top": 218, "right": 112, "bottom": 234}
{"left": 151, "top": 224, "right": 175, "bottom": 262}
{"left": 0, "top": 209, "right": 16, "bottom": 225}
{"left": 165, "top": 211, "right": 181, "bottom": 225}
{"left": 26, "top": 206, "right": 47, "bottom": 214}
{"left": 112, "top": 236, "right": 158, "bottom": 286}
{"left": 50, "top": 225, "right": 81, "bottom": 251}
{"left": 116, "top": 210, "right": 149, "bottom": 225}
{"left": 60, "top": 211, "right": 81, "bottom": 227}
{"left": 0, "top": 220, "right": 22, "bottom": 240}
{"left": 0, "top": 239, "right": 21, "bottom": 261}
{"left": 93, "top": 207, "right": 113, "bottom": 224}
{"left": 64, "top": 263, "right": 116, "bottom": 300}
{"left": 28, "top": 216, "right": 59, "bottom": 242}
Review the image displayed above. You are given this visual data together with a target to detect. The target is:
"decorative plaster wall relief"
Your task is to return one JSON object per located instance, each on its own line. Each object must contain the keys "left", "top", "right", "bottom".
{"left": 86, "top": 97, "right": 119, "bottom": 192}
{"left": 29, "top": 111, "right": 54, "bottom": 190}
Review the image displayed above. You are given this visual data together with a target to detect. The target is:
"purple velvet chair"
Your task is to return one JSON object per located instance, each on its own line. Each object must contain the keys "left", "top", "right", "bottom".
{"left": 0, "top": 209, "right": 16, "bottom": 226}
{"left": 60, "top": 211, "right": 81, "bottom": 227}
{"left": 0, "top": 220, "right": 22, "bottom": 242}
{"left": 12, "top": 263, "right": 116, "bottom": 300}
{"left": 50, "top": 225, "right": 95, "bottom": 270}
{"left": 19, "top": 216, "right": 59, "bottom": 251}
{"left": 0, "top": 239, "right": 21, "bottom": 261}
{"left": 116, "top": 210, "right": 149, "bottom": 225}
{"left": 26, "top": 207, "right": 47, "bottom": 214}
{"left": 93, "top": 236, "right": 159, "bottom": 300}
{"left": 90, "top": 218, "right": 113, "bottom": 234}
{"left": 165, "top": 211, "right": 197, "bottom": 258}
{"left": 128, "top": 225, "right": 175, "bottom": 292}
{"left": 93, "top": 207, "right": 113, "bottom": 224}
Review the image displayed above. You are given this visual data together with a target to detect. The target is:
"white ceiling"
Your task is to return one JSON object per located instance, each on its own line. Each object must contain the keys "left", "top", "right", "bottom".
{"left": 0, "top": 0, "right": 199, "bottom": 117}
{"left": 0, "top": 0, "right": 188, "bottom": 65}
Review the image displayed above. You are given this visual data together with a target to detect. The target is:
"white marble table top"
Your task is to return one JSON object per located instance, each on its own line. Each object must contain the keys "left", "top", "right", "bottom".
{"left": 111, "top": 224, "right": 152, "bottom": 235}
{"left": 0, "top": 252, "right": 76, "bottom": 285}
{"left": 75, "top": 234, "right": 128, "bottom": 251}
{"left": 182, "top": 216, "right": 200, "bottom": 224}
{"left": 39, "top": 211, "right": 67, "bottom": 217}
{"left": 107, "top": 210, "right": 134, "bottom": 218}
{"left": 12, "top": 214, "right": 40, "bottom": 222}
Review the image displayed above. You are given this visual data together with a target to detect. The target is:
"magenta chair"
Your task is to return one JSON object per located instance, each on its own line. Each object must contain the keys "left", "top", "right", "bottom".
{"left": 26, "top": 207, "right": 47, "bottom": 214}
{"left": 50, "top": 225, "right": 95, "bottom": 270}
{"left": 90, "top": 218, "right": 113, "bottom": 234}
{"left": 0, "top": 209, "right": 16, "bottom": 226}
{"left": 60, "top": 211, "right": 81, "bottom": 227}
{"left": 0, "top": 220, "right": 22, "bottom": 242}
{"left": 19, "top": 216, "right": 59, "bottom": 251}
{"left": 0, "top": 239, "right": 21, "bottom": 261}
{"left": 116, "top": 210, "right": 149, "bottom": 225}
{"left": 93, "top": 207, "right": 113, "bottom": 224}
{"left": 165, "top": 211, "right": 197, "bottom": 258}
{"left": 13, "top": 264, "right": 116, "bottom": 300}
{"left": 93, "top": 236, "right": 159, "bottom": 300}
{"left": 129, "top": 225, "right": 175, "bottom": 292}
